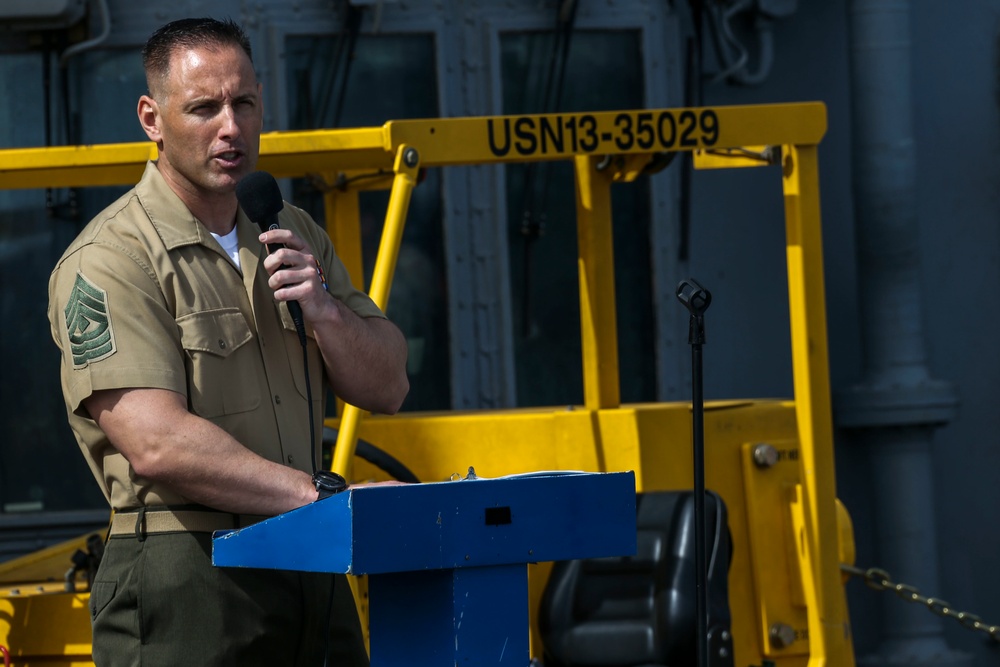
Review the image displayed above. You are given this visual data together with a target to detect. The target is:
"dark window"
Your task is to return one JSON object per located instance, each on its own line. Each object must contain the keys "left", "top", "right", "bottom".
{"left": 501, "top": 30, "right": 655, "bottom": 407}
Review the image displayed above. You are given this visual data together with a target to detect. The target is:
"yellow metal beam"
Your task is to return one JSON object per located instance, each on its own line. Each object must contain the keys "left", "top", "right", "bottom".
{"left": 331, "top": 144, "right": 420, "bottom": 480}
{"left": 0, "top": 592, "right": 93, "bottom": 664}
{"left": 385, "top": 103, "right": 826, "bottom": 165}
{"left": 574, "top": 155, "right": 621, "bottom": 410}
{"left": 693, "top": 145, "right": 780, "bottom": 170}
{"left": 320, "top": 177, "right": 366, "bottom": 291}
{"left": 0, "top": 128, "right": 390, "bottom": 190}
{"left": 782, "top": 143, "right": 855, "bottom": 667}
{"left": 0, "top": 103, "right": 826, "bottom": 190}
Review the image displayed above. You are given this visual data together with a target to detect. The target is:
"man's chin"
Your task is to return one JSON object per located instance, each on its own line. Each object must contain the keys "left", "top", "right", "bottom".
{"left": 213, "top": 170, "right": 250, "bottom": 193}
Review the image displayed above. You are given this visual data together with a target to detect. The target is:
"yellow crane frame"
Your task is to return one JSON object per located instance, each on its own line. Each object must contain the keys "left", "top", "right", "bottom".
{"left": 0, "top": 101, "right": 854, "bottom": 667}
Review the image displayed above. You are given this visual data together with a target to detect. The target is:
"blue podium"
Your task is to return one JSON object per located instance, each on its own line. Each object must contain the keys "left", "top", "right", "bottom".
{"left": 212, "top": 471, "right": 637, "bottom": 666}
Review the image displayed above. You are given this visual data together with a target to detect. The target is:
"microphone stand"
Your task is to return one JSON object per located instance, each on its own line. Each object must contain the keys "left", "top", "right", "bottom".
{"left": 676, "top": 278, "right": 712, "bottom": 667}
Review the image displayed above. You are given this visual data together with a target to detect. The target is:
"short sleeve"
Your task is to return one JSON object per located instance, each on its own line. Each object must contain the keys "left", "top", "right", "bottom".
{"left": 48, "top": 242, "right": 187, "bottom": 415}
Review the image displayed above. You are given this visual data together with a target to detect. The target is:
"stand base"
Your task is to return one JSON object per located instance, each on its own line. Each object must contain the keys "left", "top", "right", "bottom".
{"left": 369, "top": 564, "right": 529, "bottom": 666}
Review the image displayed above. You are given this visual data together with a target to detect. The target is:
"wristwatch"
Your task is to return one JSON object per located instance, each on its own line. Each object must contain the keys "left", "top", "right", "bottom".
{"left": 312, "top": 471, "right": 349, "bottom": 500}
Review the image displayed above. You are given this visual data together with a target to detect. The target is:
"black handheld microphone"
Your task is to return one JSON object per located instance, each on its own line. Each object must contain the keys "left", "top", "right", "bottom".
{"left": 236, "top": 171, "right": 307, "bottom": 346}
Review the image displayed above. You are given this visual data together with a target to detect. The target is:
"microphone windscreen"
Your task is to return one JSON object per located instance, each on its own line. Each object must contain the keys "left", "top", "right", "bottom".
{"left": 236, "top": 171, "right": 284, "bottom": 225}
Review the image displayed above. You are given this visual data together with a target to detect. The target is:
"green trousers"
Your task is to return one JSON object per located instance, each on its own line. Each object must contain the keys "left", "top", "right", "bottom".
{"left": 89, "top": 532, "right": 369, "bottom": 667}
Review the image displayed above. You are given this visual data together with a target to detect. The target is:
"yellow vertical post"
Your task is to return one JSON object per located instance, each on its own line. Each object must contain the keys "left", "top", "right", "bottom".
{"left": 322, "top": 179, "right": 366, "bottom": 291}
{"left": 782, "top": 143, "right": 855, "bottom": 667}
{"left": 322, "top": 180, "right": 365, "bottom": 423}
{"left": 573, "top": 155, "right": 620, "bottom": 411}
{"left": 331, "top": 145, "right": 419, "bottom": 479}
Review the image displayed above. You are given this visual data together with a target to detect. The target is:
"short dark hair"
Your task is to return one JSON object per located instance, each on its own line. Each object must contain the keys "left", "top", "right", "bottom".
{"left": 142, "top": 17, "right": 253, "bottom": 98}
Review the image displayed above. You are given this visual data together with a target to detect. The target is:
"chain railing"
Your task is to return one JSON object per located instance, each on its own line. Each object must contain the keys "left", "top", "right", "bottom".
{"left": 842, "top": 564, "right": 1000, "bottom": 643}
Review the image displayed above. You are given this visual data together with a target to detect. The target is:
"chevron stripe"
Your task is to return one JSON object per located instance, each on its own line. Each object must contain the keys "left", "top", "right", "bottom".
{"left": 65, "top": 272, "right": 117, "bottom": 368}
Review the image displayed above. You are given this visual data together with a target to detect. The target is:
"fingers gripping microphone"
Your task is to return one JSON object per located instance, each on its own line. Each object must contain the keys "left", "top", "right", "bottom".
{"left": 236, "top": 171, "right": 307, "bottom": 346}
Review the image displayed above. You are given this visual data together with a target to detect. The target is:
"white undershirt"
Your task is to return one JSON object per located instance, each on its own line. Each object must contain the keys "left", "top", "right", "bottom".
{"left": 211, "top": 226, "right": 241, "bottom": 270}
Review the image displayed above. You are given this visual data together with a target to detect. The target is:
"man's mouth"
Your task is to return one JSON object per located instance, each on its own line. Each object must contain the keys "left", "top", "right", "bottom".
{"left": 214, "top": 151, "right": 243, "bottom": 166}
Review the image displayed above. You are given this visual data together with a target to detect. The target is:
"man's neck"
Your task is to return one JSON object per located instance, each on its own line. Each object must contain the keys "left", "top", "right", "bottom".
{"left": 155, "top": 163, "right": 238, "bottom": 235}
{"left": 188, "top": 199, "right": 238, "bottom": 236}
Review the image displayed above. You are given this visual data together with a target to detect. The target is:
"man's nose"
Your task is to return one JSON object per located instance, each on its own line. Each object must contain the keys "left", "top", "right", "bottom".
{"left": 219, "top": 105, "right": 240, "bottom": 139}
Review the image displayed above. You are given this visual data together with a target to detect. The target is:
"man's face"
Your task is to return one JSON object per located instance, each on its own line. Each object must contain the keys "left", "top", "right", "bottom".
{"left": 140, "top": 43, "right": 262, "bottom": 200}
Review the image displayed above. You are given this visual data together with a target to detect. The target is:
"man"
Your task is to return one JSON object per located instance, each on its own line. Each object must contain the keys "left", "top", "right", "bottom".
{"left": 47, "top": 17, "right": 409, "bottom": 666}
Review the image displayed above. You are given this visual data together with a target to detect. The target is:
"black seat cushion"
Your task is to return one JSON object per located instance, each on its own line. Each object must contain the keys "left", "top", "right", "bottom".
{"left": 538, "top": 491, "right": 733, "bottom": 667}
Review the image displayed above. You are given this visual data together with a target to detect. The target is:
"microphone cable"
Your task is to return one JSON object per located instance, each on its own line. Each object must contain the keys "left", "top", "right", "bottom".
{"left": 289, "top": 313, "right": 335, "bottom": 667}
{"left": 295, "top": 322, "right": 316, "bottom": 475}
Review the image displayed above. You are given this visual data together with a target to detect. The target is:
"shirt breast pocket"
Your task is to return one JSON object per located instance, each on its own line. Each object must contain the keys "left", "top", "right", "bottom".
{"left": 176, "top": 308, "right": 260, "bottom": 418}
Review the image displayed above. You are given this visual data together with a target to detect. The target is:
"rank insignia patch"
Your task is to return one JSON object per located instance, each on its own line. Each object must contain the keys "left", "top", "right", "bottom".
{"left": 65, "top": 272, "right": 117, "bottom": 368}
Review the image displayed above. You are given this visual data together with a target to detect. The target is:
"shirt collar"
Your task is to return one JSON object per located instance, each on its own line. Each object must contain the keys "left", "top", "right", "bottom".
{"left": 134, "top": 161, "right": 264, "bottom": 281}
{"left": 135, "top": 161, "right": 210, "bottom": 250}
{"left": 135, "top": 161, "right": 259, "bottom": 254}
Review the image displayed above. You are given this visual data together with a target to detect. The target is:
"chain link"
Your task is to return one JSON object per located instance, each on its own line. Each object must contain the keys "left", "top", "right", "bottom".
{"left": 842, "top": 564, "right": 1000, "bottom": 643}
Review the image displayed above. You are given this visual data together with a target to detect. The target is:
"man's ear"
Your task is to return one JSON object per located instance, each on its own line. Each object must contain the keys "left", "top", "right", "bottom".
{"left": 137, "top": 95, "right": 161, "bottom": 143}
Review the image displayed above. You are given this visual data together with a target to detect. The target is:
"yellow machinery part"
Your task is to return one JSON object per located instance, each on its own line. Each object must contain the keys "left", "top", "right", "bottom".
{"left": 0, "top": 102, "right": 855, "bottom": 667}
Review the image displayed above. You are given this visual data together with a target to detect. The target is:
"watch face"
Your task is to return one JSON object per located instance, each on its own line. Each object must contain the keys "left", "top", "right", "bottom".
{"left": 313, "top": 471, "right": 348, "bottom": 496}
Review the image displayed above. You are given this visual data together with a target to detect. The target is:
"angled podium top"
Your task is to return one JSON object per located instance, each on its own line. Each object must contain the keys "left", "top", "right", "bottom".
{"left": 212, "top": 470, "right": 636, "bottom": 574}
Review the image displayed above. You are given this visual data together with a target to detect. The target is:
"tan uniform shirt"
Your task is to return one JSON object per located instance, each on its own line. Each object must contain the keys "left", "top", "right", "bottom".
{"left": 47, "top": 161, "right": 384, "bottom": 511}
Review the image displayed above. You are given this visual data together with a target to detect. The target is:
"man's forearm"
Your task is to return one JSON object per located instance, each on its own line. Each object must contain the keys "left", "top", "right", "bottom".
{"left": 312, "top": 299, "right": 410, "bottom": 414}
{"left": 85, "top": 387, "right": 319, "bottom": 515}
